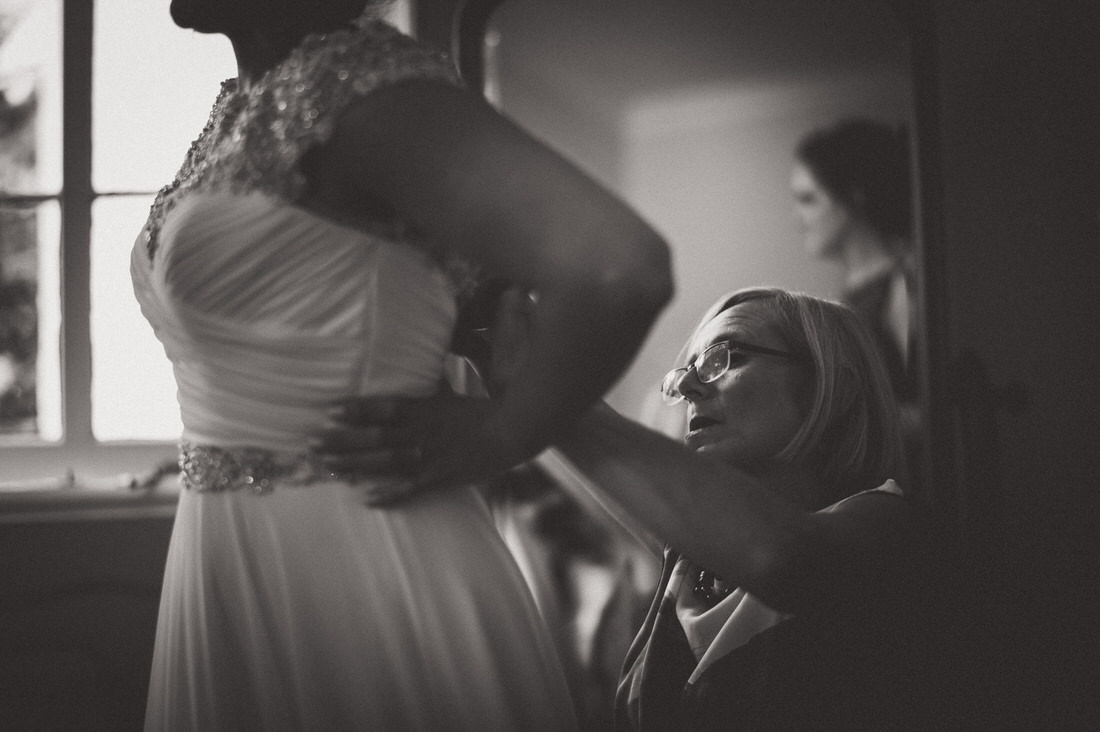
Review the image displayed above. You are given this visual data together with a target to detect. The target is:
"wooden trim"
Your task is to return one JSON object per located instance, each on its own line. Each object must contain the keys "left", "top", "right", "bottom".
{"left": 61, "top": 0, "right": 94, "bottom": 447}
{"left": 905, "top": 4, "right": 958, "bottom": 516}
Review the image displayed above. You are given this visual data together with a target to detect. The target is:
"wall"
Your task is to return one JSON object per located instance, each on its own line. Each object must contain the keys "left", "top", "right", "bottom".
{"left": 489, "top": 2, "right": 913, "bottom": 427}
{"left": 497, "top": 67, "right": 912, "bottom": 424}
{"left": 914, "top": 2, "right": 1100, "bottom": 726}
{"left": 612, "top": 71, "right": 912, "bottom": 423}
{"left": 488, "top": 0, "right": 924, "bottom": 429}
{"left": 0, "top": 489, "right": 176, "bottom": 730}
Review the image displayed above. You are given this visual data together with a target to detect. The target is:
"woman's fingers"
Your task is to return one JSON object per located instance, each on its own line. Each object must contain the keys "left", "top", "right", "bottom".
{"left": 312, "top": 423, "right": 416, "bottom": 453}
{"left": 321, "top": 445, "right": 423, "bottom": 476}
{"left": 312, "top": 396, "right": 434, "bottom": 488}
{"left": 311, "top": 426, "right": 382, "bottom": 453}
{"left": 314, "top": 396, "right": 423, "bottom": 455}
{"left": 312, "top": 392, "right": 507, "bottom": 504}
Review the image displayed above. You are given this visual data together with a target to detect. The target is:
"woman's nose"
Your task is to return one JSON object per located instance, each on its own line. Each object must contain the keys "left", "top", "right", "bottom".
{"left": 676, "top": 367, "right": 708, "bottom": 403}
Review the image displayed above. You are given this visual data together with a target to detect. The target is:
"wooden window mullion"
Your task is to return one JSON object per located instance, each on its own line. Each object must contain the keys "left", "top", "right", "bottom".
{"left": 60, "top": 0, "right": 94, "bottom": 448}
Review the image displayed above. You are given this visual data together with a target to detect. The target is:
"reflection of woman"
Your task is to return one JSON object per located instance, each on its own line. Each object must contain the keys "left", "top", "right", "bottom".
{"left": 132, "top": 0, "right": 670, "bottom": 728}
{"left": 791, "top": 119, "right": 914, "bottom": 405}
{"left": 324, "top": 287, "right": 931, "bottom": 730}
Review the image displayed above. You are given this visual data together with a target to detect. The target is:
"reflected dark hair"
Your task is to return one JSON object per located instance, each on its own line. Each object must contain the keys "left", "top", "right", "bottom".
{"left": 171, "top": 0, "right": 386, "bottom": 36}
{"left": 796, "top": 118, "right": 912, "bottom": 243}
{"left": 690, "top": 287, "right": 903, "bottom": 504}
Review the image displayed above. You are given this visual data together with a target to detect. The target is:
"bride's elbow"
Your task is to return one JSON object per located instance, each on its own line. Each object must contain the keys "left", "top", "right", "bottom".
{"left": 596, "top": 231, "right": 674, "bottom": 320}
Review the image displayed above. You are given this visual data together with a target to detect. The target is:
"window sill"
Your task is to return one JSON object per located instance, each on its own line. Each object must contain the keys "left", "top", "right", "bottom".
{"left": 0, "top": 475, "right": 179, "bottom": 525}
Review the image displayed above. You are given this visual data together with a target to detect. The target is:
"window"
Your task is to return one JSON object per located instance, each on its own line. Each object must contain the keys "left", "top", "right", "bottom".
{"left": 90, "top": 0, "right": 238, "bottom": 442}
{"left": 1, "top": 1, "right": 412, "bottom": 486}
{"left": 0, "top": 0, "right": 63, "bottom": 450}
{"left": 1, "top": 0, "right": 234, "bottom": 484}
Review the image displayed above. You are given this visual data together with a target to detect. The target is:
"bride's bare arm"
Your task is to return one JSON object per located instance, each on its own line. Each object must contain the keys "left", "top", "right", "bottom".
{"left": 308, "top": 80, "right": 672, "bottom": 487}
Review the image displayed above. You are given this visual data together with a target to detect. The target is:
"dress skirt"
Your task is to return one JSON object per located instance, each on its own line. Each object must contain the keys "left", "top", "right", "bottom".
{"left": 145, "top": 479, "right": 577, "bottom": 731}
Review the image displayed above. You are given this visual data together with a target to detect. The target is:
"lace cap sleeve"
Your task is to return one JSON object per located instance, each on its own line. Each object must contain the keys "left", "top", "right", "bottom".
{"left": 265, "top": 20, "right": 462, "bottom": 202}
{"left": 144, "top": 21, "right": 477, "bottom": 295}
{"left": 242, "top": 20, "right": 478, "bottom": 295}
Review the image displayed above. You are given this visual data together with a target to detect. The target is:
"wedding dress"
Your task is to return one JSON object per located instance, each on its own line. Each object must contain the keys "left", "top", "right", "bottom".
{"left": 132, "top": 20, "right": 576, "bottom": 731}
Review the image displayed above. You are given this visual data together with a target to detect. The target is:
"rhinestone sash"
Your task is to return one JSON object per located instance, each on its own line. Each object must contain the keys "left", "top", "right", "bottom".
{"left": 178, "top": 441, "right": 337, "bottom": 495}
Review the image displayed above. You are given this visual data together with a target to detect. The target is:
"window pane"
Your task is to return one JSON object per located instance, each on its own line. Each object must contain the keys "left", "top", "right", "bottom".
{"left": 0, "top": 199, "right": 60, "bottom": 441}
{"left": 92, "top": 0, "right": 236, "bottom": 192}
{"left": 0, "top": 0, "right": 62, "bottom": 195}
{"left": 91, "top": 195, "right": 180, "bottom": 441}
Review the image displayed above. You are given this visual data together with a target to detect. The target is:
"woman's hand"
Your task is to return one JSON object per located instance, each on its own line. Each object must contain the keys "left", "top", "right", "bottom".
{"left": 312, "top": 390, "right": 528, "bottom": 506}
{"left": 314, "top": 286, "right": 537, "bottom": 505}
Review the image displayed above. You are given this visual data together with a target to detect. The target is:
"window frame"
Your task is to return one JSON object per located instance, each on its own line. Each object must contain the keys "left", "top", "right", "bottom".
{"left": 0, "top": 0, "right": 434, "bottom": 486}
{"left": 2, "top": 1, "right": 176, "bottom": 485}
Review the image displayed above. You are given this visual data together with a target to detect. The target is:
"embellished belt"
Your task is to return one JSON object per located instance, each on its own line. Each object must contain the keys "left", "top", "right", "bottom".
{"left": 178, "top": 441, "right": 338, "bottom": 495}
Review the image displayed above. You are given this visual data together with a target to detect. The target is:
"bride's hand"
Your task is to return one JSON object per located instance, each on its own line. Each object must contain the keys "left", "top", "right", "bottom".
{"left": 313, "top": 286, "right": 536, "bottom": 505}
{"left": 312, "top": 391, "right": 528, "bottom": 506}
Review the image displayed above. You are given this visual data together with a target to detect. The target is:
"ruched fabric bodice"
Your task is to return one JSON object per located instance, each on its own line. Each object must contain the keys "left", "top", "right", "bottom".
{"left": 131, "top": 191, "right": 455, "bottom": 453}
{"left": 130, "top": 17, "right": 470, "bottom": 455}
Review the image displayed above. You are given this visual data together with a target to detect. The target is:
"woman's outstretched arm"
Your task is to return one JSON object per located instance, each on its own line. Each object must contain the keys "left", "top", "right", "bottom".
{"left": 552, "top": 404, "right": 915, "bottom": 614}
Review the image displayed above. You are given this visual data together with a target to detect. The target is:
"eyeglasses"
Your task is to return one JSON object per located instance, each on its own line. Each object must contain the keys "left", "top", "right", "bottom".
{"left": 660, "top": 339, "right": 799, "bottom": 404}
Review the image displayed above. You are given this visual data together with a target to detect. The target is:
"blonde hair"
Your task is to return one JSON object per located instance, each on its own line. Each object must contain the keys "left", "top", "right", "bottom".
{"left": 685, "top": 287, "right": 903, "bottom": 503}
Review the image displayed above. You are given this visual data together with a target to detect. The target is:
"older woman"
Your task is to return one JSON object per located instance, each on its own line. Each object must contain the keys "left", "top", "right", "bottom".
{"left": 321, "top": 286, "right": 934, "bottom": 729}
{"left": 791, "top": 120, "right": 922, "bottom": 492}
{"left": 554, "top": 288, "right": 925, "bottom": 729}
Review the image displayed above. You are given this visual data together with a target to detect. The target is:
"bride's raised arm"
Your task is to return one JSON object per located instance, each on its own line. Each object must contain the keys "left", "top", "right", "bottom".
{"left": 309, "top": 79, "right": 672, "bottom": 489}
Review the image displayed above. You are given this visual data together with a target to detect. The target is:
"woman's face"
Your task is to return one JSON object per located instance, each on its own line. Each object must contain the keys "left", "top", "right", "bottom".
{"left": 678, "top": 304, "right": 811, "bottom": 467}
{"left": 790, "top": 162, "right": 851, "bottom": 259}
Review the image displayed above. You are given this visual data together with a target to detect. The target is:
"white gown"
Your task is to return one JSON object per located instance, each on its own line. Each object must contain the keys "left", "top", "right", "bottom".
{"left": 132, "top": 20, "right": 576, "bottom": 732}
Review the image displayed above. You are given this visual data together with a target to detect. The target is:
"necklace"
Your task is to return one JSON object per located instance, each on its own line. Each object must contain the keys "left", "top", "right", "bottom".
{"left": 692, "top": 568, "right": 733, "bottom": 607}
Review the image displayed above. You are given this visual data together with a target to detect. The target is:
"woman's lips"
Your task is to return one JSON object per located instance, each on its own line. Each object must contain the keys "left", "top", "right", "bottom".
{"left": 685, "top": 416, "right": 722, "bottom": 450}
{"left": 686, "top": 411, "right": 721, "bottom": 433}
{"left": 689, "top": 415, "right": 722, "bottom": 432}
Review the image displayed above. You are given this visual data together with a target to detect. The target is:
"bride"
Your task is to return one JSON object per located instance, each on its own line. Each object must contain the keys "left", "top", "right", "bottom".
{"left": 132, "top": 0, "right": 671, "bottom": 729}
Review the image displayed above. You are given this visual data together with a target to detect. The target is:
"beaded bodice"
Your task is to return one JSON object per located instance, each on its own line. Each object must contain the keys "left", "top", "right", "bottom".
{"left": 131, "top": 21, "right": 470, "bottom": 462}
{"left": 142, "top": 19, "right": 459, "bottom": 268}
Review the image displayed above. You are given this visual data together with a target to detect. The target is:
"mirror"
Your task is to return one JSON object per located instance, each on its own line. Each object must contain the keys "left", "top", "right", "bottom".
{"left": 484, "top": 0, "right": 917, "bottom": 439}
{"left": 460, "top": 4, "right": 923, "bottom": 727}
